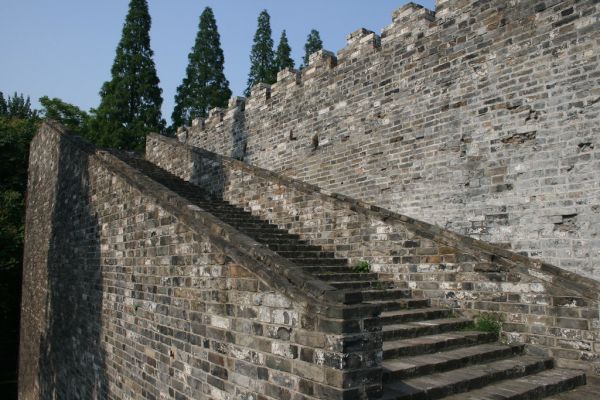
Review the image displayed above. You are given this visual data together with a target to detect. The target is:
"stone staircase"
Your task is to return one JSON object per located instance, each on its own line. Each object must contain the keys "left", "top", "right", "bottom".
{"left": 116, "top": 153, "right": 587, "bottom": 399}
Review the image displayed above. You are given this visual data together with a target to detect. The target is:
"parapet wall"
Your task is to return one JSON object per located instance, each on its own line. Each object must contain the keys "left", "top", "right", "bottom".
{"left": 184, "top": 0, "right": 600, "bottom": 280}
{"left": 19, "top": 123, "right": 382, "bottom": 400}
{"left": 148, "top": 133, "right": 600, "bottom": 374}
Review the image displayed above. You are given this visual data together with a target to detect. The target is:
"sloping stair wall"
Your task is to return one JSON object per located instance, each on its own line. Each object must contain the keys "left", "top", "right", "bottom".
{"left": 114, "top": 150, "right": 587, "bottom": 398}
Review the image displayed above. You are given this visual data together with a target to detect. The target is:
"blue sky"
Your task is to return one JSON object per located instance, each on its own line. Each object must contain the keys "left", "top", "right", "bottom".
{"left": 0, "top": 0, "right": 435, "bottom": 124}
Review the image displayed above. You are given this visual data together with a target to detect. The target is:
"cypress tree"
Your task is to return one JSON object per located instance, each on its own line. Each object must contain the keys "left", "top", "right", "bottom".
{"left": 0, "top": 92, "right": 6, "bottom": 116}
{"left": 3, "top": 93, "right": 37, "bottom": 120}
{"left": 245, "top": 10, "right": 276, "bottom": 96}
{"left": 94, "top": 0, "right": 165, "bottom": 150}
{"left": 172, "top": 7, "right": 231, "bottom": 129}
{"left": 275, "top": 30, "right": 294, "bottom": 72}
{"left": 302, "top": 29, "right": 323, "bottom": 67}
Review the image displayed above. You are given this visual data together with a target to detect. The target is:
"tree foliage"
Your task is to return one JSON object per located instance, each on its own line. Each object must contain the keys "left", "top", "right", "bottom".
{"left": 39, "top": 96, "right": 91, "bottom": 138}
{"left": 0, "top": 92, "right": 6, "bottom": 116}
{"left": 246, "top": 10, "right": 277, "bottom": 96}
{"left": 0, "top": 96, "right": 38, "bottom": 346}
{"left": 94, "top": 0, "right": 165, "bottom": 151}
{"left": 275, "top": 30, "right": 294, "bottom": 72}
{"left": 172, "top": 7, "right": 231, "bottom": 129}
{"left": 303, "top": 29, "right": 323, "bottom": 67}
{"left": 0, "top": 92, "right": 38, "bottom": 120}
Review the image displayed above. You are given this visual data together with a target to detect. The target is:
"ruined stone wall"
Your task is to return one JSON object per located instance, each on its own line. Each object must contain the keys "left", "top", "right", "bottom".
{"left": 19, "top": 124, "right": 381, "bottom": 400}
{"left": 185, "top": 0, "right": 600, "bottom": 280}
{"left": 148, "top": 133, "right": 600, "bottom": 374}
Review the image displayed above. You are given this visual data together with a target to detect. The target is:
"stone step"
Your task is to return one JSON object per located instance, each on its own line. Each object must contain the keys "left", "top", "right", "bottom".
{"left": 380, "top": 308, "right": 454, "bottom": 325}
{"left": 253, "top": 238, "right": 311, "bottom": 246}
{"left": 290, "top": 258, "right": 348, "bottom": 266}
{"left": 330, "top": 280, "right": 397, "bottom": 290}
{"left": 382, "top": 331, "right": 498, "bottom": 359}
{"left": 366, "top": 298, "right": 431, "bottom": 312}
{"left": 242, "top": 231, "right": 302, "bottom": 240}
{"left": 264, "top": 243, "right": 323, "bottom": 252}
{"left": 383, "top": 343, "right": 525, "bottom": 380}
{"left": 382, "top": 318, "right": 473, "bottom": 341}
{"left": 442, "top": 368, "right": 586, "bottom": 400}
{"left": 314, "top": 272, "right": 379, "bottom": 282}
{"left": 209, "top": 211, "right": 256, "bottom": 218}
{"left": 222, "top": 221, "right": 279, "bottom": 230}
{"left": 274, "top": 251, "right": 336, "bottom": 259}
{"left": 381, "top": 355, "right": 554, "bottom": 400}
{"left": 300, "top": 265, "right": 356, "bottom": 273}
{"left": 358, "top": 288, "right": 413, "bottom": 302}
{"left": 545, "top": 375, "right": 598, "bottom": 399}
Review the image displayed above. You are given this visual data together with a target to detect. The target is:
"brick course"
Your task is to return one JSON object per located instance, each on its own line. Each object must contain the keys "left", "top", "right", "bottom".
{"left": 148, "top": 133, "right": 600, "bottom": 374}
{"left": 19, "top": 123, "right": 381, "bottom": 400}
{"left": 185, "top": 0, "right": 600, "bottom": 279}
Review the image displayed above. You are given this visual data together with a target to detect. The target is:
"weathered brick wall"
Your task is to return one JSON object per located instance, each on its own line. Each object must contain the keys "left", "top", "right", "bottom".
{"left": 184, "top": 0, "right": 600, "bottom": 280}
{"left": 148, "top": 134, "right": 600, "bottom": 374}
{"left": 20, "top": 123, "right": 382, "bottom": 400}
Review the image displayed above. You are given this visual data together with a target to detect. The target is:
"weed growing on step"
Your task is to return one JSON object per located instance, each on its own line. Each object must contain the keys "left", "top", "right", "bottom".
{"left": 464, "top": 312, "right": 503, "bottom": 334}
{"left": 354, "top": 260, "right": 371, "bottom": 273}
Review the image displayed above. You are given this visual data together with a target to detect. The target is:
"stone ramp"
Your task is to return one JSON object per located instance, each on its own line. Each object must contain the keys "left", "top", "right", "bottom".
{"left": 117, "top": 152, "right": 587, "bottom": 399}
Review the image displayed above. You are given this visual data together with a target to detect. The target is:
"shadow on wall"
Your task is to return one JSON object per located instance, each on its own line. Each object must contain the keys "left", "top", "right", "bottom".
{"left": 38, "top": 136, "right": 107, "bottom": 398}
{"left": 187, "top": 149, "right": 228, "bottom": 202}
{"left": 231, "top": 104, "right": 247, "bottom": 162}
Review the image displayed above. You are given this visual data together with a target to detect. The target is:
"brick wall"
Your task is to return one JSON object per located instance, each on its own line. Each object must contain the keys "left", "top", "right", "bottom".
{"left": 19, "top": 123, "right": 382, "bottom": 400}
{"left": 148, "top": 133, "right": 600, "bottom": 374}
{"left": 184, "top": 0, "right": 600, "bottom": 280}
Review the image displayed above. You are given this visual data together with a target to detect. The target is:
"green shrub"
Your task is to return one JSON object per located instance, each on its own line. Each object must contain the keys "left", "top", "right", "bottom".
{"left": 353, "top": 260, "right": 371, "bottom": 273}
{"left": 471, "top": 312, "right": 503, "bottom": 334}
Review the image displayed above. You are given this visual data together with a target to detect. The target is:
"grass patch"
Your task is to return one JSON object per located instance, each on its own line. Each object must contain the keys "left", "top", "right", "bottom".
{"left": 463, "top": 312, "right": 503, "bottom": 334}
{"left": 353, "top": 260, "right": 371, "bottom": 273}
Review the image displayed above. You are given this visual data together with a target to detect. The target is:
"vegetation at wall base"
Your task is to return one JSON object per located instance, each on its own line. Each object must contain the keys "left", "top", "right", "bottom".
{"left": 354, "top": 260, "right": 371, "bottom": 273}
{"left": 462, "top": 313, "right": 503, "bottom": 335}
{"left": 0, "top": 92, "right": 40, "bottom": 399}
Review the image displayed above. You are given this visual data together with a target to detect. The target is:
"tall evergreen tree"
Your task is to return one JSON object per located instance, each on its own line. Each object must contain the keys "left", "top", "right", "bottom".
{"left": 0, "top": 92, "right": 6, "bottom": 116}
{"left": 2, "top": 93, "right": 37, "bottom": 119}
{"left": 302, "top": 29, "right": 323, "bottom": 67}
{"left": 246, "top": 10, "right": 276, "bottom": 96}
{"left": 275, "top": 30, "right": 294, "bottom": 72}
{"left": 94, "top": 0, "right": 165, "bottom": 150}
{"left": 172, "top": 7, "right": 231, "bottom": 129}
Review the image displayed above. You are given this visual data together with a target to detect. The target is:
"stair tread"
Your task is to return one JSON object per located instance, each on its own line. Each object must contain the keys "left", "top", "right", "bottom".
{"left": 382, "top": 317, "right": 471, "bottom": 332}
{"left": 366, "top": 298, "right": 430, "bottom": 307}
{"left": 545, "top": 375, "right": 598, "bottom": 399}
{"left": 441, "top": 368, "right": 586, "bottom": 400}
{"left": 381, "top": 307, "right": 451, "bottom": 318}
{"left": 383, "top": 342, "right": 524, "bottom": 373}
{"left": 382, "top": 355, "right": 553, "bottom": 399}
{"left": 383, "top": 330, "right": 497, "bottom": 351}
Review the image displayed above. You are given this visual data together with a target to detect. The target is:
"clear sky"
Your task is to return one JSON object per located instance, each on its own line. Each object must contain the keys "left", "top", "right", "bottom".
{"left": 0, "top": 0, "right": 435, "bottom": 124}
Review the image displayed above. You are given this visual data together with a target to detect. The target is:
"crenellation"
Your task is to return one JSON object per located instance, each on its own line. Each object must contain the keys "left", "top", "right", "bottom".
{"left": 191, "top": 117, "right": 203, "bottom": 128}
{"left": 435, "top": 0, "right": 471, "bottom": 20}
{"left": 228, "top": 96, "right": 246, "bottom": 110}
{"left": 302, "top": 50, "right": 338, "bottom": 83}
{"left": 272, "top": 68, "right": 301, "bottom": 96}
{"left": 247, "top": 83, "right": 272, "bottom": 108}
{"left": 205, "top": 107, "right": 224, "bottom": 127}
{"left": 392, "top": 2, "right": 436, "bottom": 23}
{"left": 337, "top": 29, "right": 381, "bottom": 63}
{"left": 381, "top": 2, "right": 436, "bottom": 41}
